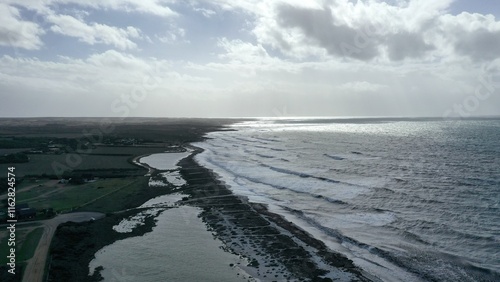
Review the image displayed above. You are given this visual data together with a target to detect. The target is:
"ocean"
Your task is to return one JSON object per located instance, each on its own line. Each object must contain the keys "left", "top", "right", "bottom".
{"left": 194, "top": 118, "right": 500, "bottom": 281}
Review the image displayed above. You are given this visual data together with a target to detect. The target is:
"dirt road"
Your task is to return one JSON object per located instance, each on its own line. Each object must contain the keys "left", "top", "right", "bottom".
{"left": 22, "top": 212, "right": 104, "bottom": 282}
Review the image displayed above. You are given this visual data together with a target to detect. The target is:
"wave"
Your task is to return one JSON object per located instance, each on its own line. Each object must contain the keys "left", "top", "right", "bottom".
{"left": 281, "top": 206, "right": 384, "bottom": 252}
{"left": 255, "top": 153, "right": 274, "bottom": 159}
{"left": 258, "top": 163, "right": 372, "bottom": 191}
{"left": 200, "top": 156, "right": 349, "bottom": 206}
{"left": 400, "top": 219, "right": 499, "bottom": 243}
{"left": 254, "top": 145, "right": 286, "bottom": 152}
{"left": 251, "top": 136, "right": 281, "bottom": 143}
{"left": 324, "top": 154, "right": 345, "bottom": 160}
{"left": 232, "top": 136, "right": 269, "bottom": 145}
{"left": 281, "top": 206, "right": 500, "bottom": 281}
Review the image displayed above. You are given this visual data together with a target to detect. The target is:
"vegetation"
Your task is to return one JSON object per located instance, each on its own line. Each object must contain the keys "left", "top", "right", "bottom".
{"left": 0, "top": 118, "right": 241, "bottom": 281}
{"left": 0, "top": 154, "right": 140, "bottom": 178}
{"left": 18, "top": 228, "right": 44, "bottom": 262}
{"left": 0, "top": 153, "right": 29, "bottom": 164}
{"left": 0, "top": 225, "right": 43, "bottom": 265}
{"left": 15, "top": 177, "right": 151, "bottom": 214}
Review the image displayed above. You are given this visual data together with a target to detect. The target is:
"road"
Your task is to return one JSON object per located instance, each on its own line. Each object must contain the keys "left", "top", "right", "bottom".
{"left": 22, "top": 212, "right": 104, "bottom": 282}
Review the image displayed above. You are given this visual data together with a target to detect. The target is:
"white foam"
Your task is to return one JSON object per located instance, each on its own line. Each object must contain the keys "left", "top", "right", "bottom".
{"left": 140, "top": 193, "right": 187, "bottom": 208}
{"left": 161, "top": 171, "right": 186, "bottom": 187}
{"left": 148, "top": 179, "right": 168, "bottom": 187}
{"left": 113, "top": 193, "right": 189, "bottom": 233}
{"left": 192, "top": 125, "right": 423, "bottom": 282}
{"left": 112, "top": 209, "right": 163, "bottom": 233}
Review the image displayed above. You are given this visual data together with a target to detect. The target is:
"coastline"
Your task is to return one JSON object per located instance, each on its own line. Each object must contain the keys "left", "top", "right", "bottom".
{"left": 46, "top": 132, "right": 373, "bottom": 281}
{"left": 178, "top": 146, "right": 373, "bottom": 281}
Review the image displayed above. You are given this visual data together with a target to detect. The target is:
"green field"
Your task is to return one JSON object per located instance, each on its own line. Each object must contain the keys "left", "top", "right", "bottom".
{"left": 18, "top": 227, "right": 44, "bottom": 262}
{"left": 0, "top": 226, "right": 43, "bottom": 265}
{"left": 88, "top": 146, "right": 172, "bottom": 155}
{"left": 0, "top": 146, "right": 176, "bottom": 178}
{"left": 78, "top": 176, "right": 152, "bottom": 213}
{"left": 0, "top": 154, "right": 138, "bottom": 177}
{"left": 16, "top": 177, "right": 149, "bottom": 213}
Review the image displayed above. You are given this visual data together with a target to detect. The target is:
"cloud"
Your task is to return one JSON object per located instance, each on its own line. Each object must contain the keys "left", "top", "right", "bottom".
{"left": 86, "top": 50, "right": 150, "bottom": 69}
{"left": 194, "top": 7, "right": 216, "bottom": 18}
{"left": 386, "top": 31, "right": 435, "bottom": 61}
{"left": 156, "top": 24, "right": 188, "bottom": 44}
{"left": 276, "top": 4, "right": 381, "bottom": 60}
{"left": 47, "top": 14, "right": 141, "bottom": 50}
{"left": 217, "top": 38, "right": 270, "bottom": 63}
{"left": 0, "top": 3, "right": 44, "bottom": 50}
{"left": 7, "top": 0, "right": 178, "bottom": 18}
{"left": 0, "top": 50, "right": 210, "bottom": 97}
{"left": 2, "top": 0, "right": 500, "bottom": 118}
{"left": 440, "top": 12, "right": 500, "bottom": 61}
{"left": 454, "top": 28, "right": 500, "bottom": 61}
{"left": 208, "top": 0, "right": 500, "bottom": 63}
{"left": 338, "top": 81, "right": 388, "bottom": 92}
{"left": 270, "top": 1, "right": 445, "bottom": 61}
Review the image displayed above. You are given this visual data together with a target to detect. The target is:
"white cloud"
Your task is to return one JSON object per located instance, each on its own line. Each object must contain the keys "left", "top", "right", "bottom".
{"left": 338, "top": 81, "right": 389, "bottom": 92}
{"left": 86, "top": 50, "right": 150, "bottom": 69}
{"left": 203, "top": 0, "right": 500, "bottom": 63}
{"left": 7, "top": 0, "right": 178, "bottom": 18}
{"left": 47, "top": 14, "right": 141, "bottom": 50}
{"left": 439, "top": 12, "right": 500, "bottom": 61}
{"left": 194, "top": 7, "right": 216, "bottom": 18}
{"left": 217, "top": 38, "right": 270, "bottom": 63}
{"left": 2, "top": 0, "right": 500, "bottom": 117}
{"left": 156, "top": 24, "right": 188, "bottom": 44}
{"left": 0, "top": 50, "right": 210, "bottom": 97}
{"left": 0, "top": 3, "right": 44, "bottom": 50}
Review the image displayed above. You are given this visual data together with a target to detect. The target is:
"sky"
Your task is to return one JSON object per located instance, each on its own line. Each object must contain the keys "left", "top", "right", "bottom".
{"left": 0, "top": 0, "right": 499, "bottom": 118}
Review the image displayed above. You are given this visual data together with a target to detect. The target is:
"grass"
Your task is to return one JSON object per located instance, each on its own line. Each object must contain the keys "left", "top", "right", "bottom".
{"left": 88, "top": 146, "right": 172, "bottom": 156}
{"left": 0, "top": 226, "right": 43, "bottom": 265}
{"left": 0, "top": 154, "right": 138, "bottom": 177}
{"left": 16, "top": 185, "right": 58, "bottom": 202}
{"left": 77, "top": 176, "right": 151, "bottom": 213}
{"left": 18, "top": 227, "right": 44, "bottom": 262}
{"left": 16, "top": 177, "right": 149, "bottom": 213}
{"left": 0, "top": 145, "right": 175, "bottom": 178}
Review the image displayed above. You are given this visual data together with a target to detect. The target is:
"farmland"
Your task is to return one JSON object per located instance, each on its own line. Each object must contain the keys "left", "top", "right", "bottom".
{"left": 0, "top": 117, "right": 240, "bottom": 281}
{"left": 15, "top": 177, "right": 151, "bottom": 214}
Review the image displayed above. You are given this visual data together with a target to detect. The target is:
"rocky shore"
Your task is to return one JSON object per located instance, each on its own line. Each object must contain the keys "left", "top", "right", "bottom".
{"left": 178, "top": 147, "right": 372, "bottom": 281}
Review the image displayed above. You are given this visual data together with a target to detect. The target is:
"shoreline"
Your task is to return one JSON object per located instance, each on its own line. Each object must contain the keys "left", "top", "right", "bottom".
{"left": 178, "top": 146, "right": 373, "bottom": 281}
{"left": 131, "top": 154, "right": 156, "bottom": 176}
{"left": 46, "top": 140, "right": 372, "bottom": 281}
{"left": 130, "top": 146, "right": 189, "bottom": 176}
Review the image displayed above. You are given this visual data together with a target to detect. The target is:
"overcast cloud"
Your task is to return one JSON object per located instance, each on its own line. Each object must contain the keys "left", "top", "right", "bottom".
{"left": 0, "top": 0, "right": 499, "bottom": 117}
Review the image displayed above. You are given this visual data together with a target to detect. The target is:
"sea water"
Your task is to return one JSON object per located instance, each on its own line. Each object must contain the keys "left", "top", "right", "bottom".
{"left": 194, "top": 118, "right": 500, "bottom": 282}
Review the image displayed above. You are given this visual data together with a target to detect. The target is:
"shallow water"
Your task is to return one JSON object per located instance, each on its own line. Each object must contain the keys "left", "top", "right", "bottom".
{"left": 139, "top": 151, "right": 192, "bottom": 170}
{"left": 90, "top": 150, "right": 251, "bottom": 281}
{"left": 89, "top": 206, "right": 248, "bottom": 281}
